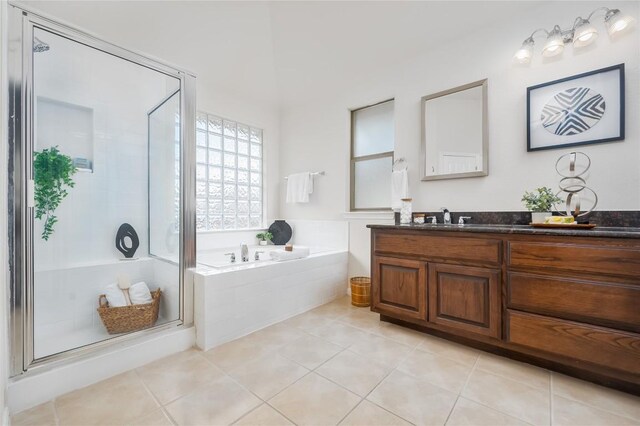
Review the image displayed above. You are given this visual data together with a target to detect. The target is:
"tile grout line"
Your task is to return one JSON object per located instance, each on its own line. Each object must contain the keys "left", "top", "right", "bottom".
{"left": 443, "top": 395, "right": 460, "bottom": 426}
{"left": 133, "top": 368, "right": 178, "bottom": 426}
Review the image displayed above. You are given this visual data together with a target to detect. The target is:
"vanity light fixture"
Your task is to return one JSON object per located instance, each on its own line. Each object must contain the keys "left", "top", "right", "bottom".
{"left": 514, "top": 6, "right": 636, "bottom": 64}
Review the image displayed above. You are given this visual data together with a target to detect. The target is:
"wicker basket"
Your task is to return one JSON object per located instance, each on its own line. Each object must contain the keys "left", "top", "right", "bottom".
{"left": 97, "top": 289, "right": 161, "bottom": 334}
{"left": 350, "top": 277, "right": 371, "bottom": 307}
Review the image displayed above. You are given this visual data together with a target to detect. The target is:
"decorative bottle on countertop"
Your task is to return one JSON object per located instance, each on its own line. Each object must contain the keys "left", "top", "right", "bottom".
{"left": 400, "top": 198, "right": 413, "bottom": 224}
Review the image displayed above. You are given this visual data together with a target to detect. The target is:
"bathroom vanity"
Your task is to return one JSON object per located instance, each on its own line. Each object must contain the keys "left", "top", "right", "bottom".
{"left": 367, "top": 224, "right": 640, "bottom": 394}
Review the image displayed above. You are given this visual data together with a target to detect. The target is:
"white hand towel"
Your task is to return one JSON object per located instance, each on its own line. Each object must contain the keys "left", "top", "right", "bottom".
{"left": 269, "top": 247, "right": 311, "bottom": 261}
{"left": 129, "top": 281, "right": 153, "bottom": 305}
{"left": 286, "top": 172, "right": 313, "bottom": 203}
{"left": 391, "top": 169, "right": 408, "bottom": 211}
{"left": 105, "top": 283, "right": 128, "bottom": 307}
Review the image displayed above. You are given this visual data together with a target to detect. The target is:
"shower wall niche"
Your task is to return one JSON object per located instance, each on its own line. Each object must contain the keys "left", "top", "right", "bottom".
{"left": 8, "top": 8, "right": 195, "bottom": 373}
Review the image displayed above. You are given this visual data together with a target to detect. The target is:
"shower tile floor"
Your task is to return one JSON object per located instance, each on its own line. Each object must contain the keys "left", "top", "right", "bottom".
{"left": 12, "top": 296, "right": 640, "bottom": 426}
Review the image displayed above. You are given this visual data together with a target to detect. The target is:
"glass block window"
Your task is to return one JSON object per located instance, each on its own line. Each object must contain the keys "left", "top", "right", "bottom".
{"left": 195, "top": 112, "right": 263, "bottom": 231}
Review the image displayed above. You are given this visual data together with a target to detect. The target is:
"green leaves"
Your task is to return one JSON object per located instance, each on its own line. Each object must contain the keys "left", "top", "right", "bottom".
{"left": 521, "top": 187, "right": 562, "bottom": 212}
{"left": 256, "top": 231, "right": 273, "bottom": 241}
{"left": 33, "top": 146, "right": 77, "bottom": 241}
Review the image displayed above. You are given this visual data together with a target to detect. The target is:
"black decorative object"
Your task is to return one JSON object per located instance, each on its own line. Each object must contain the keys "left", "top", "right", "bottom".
{"left": 268, "top": 220, "right": 292, "bottom": 245}
{"left": 115, "top": 223, "right": 139, "bottom": 258}
{"left": 527, "top": 64, "right": 624, "bottom": 152}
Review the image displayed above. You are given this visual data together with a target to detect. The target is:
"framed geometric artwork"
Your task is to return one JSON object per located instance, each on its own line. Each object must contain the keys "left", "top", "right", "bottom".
{"left": 527, "top": 64, "right": 624, "bottom": 152}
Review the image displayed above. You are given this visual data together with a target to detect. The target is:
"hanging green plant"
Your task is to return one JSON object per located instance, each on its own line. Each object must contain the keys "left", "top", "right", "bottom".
{"left": 33, "top": 146, "right": 77, "bottom": 241}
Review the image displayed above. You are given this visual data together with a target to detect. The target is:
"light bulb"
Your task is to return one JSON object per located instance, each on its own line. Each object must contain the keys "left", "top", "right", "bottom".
{"left": 542, "top": 26, "right": 565, "bottom": 57}
{"left": 605, "top": 9, "right": 636, "bottom": 36}
{"left": 573, "top": 18, "right": 598, "bottom": 47}
{"left": 514, "top": 38, "right": 534, "bottom": 64}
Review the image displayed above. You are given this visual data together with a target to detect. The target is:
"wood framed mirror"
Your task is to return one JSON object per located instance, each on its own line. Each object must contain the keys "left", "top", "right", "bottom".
{"left": 421, "top": 79, "right": 488, "bottom": 181}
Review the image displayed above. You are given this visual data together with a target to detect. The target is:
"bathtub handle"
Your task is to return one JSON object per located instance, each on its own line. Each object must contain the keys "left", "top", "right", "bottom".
{"left": 255, "top": 251, "right": 265, "bottom": 261}
{"left": 224, "top": 252, "right": 236, "bottom": 263}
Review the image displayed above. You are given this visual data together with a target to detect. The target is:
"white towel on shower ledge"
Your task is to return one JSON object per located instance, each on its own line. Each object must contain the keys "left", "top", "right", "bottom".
{"left": 269, "top": 247, "right": 311, "bottom": 261}
{"left": 286, "top": 172, "right": 313, "bottom": 203}
{"left": 129, "top": 281, "right": 153, "bottom": 305}
{"left": 105, "top": 283, "right": 128, "bottom": 307}
{"left": 391, "top": 169, "right": 408, "bottom": 211}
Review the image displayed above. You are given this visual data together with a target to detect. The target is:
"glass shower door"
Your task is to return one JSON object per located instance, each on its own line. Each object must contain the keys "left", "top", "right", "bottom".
{"left": 29, "top": 25, "right": 185, "bottom": 361}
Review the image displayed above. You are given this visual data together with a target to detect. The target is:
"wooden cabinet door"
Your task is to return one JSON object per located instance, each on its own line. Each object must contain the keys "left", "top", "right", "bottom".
{"left": 372, "top": 256, "right": 427, "bottom": 320}
{"left": 428, "top": 263, "right": 500, "bottom": 338}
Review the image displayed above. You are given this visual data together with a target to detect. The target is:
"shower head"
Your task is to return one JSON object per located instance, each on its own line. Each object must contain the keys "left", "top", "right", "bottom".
{"left": 33, "top": 37, "right": 50, "bottom": 53}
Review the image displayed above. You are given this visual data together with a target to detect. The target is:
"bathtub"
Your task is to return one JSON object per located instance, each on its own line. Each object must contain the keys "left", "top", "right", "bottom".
{"left": 193, "top": 221, "right": 349, "bottom": 351}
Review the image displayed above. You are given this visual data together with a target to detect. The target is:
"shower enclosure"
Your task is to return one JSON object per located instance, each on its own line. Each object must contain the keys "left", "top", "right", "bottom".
{"left": 7, "top": 6, "right": 196, "bottom": 375}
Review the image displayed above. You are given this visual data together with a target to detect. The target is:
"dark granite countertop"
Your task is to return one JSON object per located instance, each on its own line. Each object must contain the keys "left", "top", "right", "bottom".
{"left": 367, "top": 223, "right": 640, "bottom": 239}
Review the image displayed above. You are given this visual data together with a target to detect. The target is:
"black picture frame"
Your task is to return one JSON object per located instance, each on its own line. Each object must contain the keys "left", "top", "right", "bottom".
{"left": 527, "top": 63, "right": 625, "bottom": 152}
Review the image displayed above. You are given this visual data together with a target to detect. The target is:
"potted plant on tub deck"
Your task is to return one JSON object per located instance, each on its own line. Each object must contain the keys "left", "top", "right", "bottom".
{"left": 522, "top": 187, "right": 562, "bottom": 224}
{"left": 256, "top": 231, "right": 273, "bottom": 246}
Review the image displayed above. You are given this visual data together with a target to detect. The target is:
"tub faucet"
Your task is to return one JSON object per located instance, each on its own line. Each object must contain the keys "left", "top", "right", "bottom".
{"left": 241, "top": 243, "right": 249, "bottom": 262}
{"left": 441, "top": 208, "right": 451, "bottom": 224}
{"left": 224, "top": 253, "right": 236, "bottom": 263}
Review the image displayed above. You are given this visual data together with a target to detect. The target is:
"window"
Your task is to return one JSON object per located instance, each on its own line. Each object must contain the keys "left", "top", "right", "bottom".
{"left": 350, "top": 99, "right": 395, "bottom": 210}
{"left": 195, "top": 112, "right": 263, "bottom": 231}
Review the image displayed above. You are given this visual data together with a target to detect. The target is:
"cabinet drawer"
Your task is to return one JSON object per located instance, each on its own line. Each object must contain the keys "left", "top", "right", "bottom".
{"left": 374, "top": 232, "right": 500, "bottom": 266}
{"left": 508, "top": 272, "right": 640, "bottom": 332}
{"left": 372, "top": 256, "right": 427, "bottom": 320}
{"left": 508, "top": 241, "right": 640, "bottom": 278}
{"left": 507, "top": 310, "right": 640, "bottom": 375}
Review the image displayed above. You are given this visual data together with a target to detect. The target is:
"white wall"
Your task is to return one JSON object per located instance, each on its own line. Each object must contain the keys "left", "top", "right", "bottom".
{"left": 278, "top": 1, "right": 640, "bottom": 277}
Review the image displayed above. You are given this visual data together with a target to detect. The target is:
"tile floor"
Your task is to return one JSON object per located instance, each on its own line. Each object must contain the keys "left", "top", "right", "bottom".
{"left": 12, "top": 296, "right": 640, "bottom": 426}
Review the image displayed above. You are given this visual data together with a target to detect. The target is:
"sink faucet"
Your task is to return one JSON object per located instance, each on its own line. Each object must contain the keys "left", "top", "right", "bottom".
{"left": 240, "top": 243, "right": 249, "bottom": 262}
{"left": 458, "top": 216, "right": 472, "bottom": 225}
{"left": 441, "top": 208, "right": 451, "bottom": 225}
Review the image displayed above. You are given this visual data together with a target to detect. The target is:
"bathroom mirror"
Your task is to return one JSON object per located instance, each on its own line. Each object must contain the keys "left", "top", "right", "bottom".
{"left": 421, "top": 79, "right": 488, "bottom": 180}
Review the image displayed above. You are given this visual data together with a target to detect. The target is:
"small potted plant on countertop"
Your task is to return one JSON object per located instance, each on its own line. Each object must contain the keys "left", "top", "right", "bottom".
{"left": 521, "top": 187, "right": 562, "bottom": 224}
{"left": 256, "top": 231, "right": 273, "bottom": 246}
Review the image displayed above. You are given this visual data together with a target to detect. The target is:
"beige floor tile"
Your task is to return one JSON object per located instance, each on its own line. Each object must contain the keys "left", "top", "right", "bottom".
{"left": 250, "top": 322, "right": 307, "bottom": 347}
{"left": 234, "top": 404, "right": 294, "bottom": 426}
{"left": 348, "top": 333, "right": 413, "bottom": 368}
{"left": 229, "top": 352, "right": 309, "bottom": 400}
{"left": 282, "top": 311, "right": 336, "bottom": 332}
{"left": 553, "top": 395, "right": 639, "bottom": 426}
{"left": 165, "top": 375, "right": 261, "bottom": 426}
{"left": 311, "top": 302, "right": 350, "bottom": 319}
{"left": 339, "top": 310, "right": 383, "bottom": 333}
{"left": 367, "top": 370, "right": 458, "bottom": 426}
{"left": 462, "top": 369, "right": 550, "bottom": 426}
{"left": 269, "top": 373, "right": 361, "bottom": 426}
{"left": 310, "top": 322, "right": 371, "bottom": 349}
{"left": 278, "top": 334, "right": 343, "bottom": 369}
{"left": 446, "top": 397, "right": 530, "bottom": 426}
{"left": 397, "top": 349, "right": 473, "bottom": 393}
{"left": 203, "top": 333, "right": 281, "bottom": 372}
{"left": 372, "top": 322, "right": 426, "bottom": 347}
{"left": 552, "top": 373, "right": 640, "bottom": 422}
{"left": 55, "top": 371, "right": 159, "bottom": 426}
{"left": 316, "top": 350, "right": 391, "bottom": 397}
{"left": 417, "top": 335, "right": 480, "bottom": 367}
{"left": 11, "top": 402, "right": 57, "bottom": 426}
{"left": 475, "top": 352, "right": 550, "bottom": 391}
{"left": 339, "top": 400, "right": 411, "bottom": 426}
{"left": 128, "top": 409, "right": 174, "bottom": 426}
{"left": 136, "top": 349, "right": 225, "bottom": 405}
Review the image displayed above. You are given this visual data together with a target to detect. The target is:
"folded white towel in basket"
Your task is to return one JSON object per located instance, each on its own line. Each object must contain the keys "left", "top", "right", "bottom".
{"left": 105, "top": 283, "right": 128, "bottom": 307}
{"left": 269, "top": 247, "right": 311, "bottom": 261}
{"left": 129, "top": 281, "right": 153, "bottom": 305}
